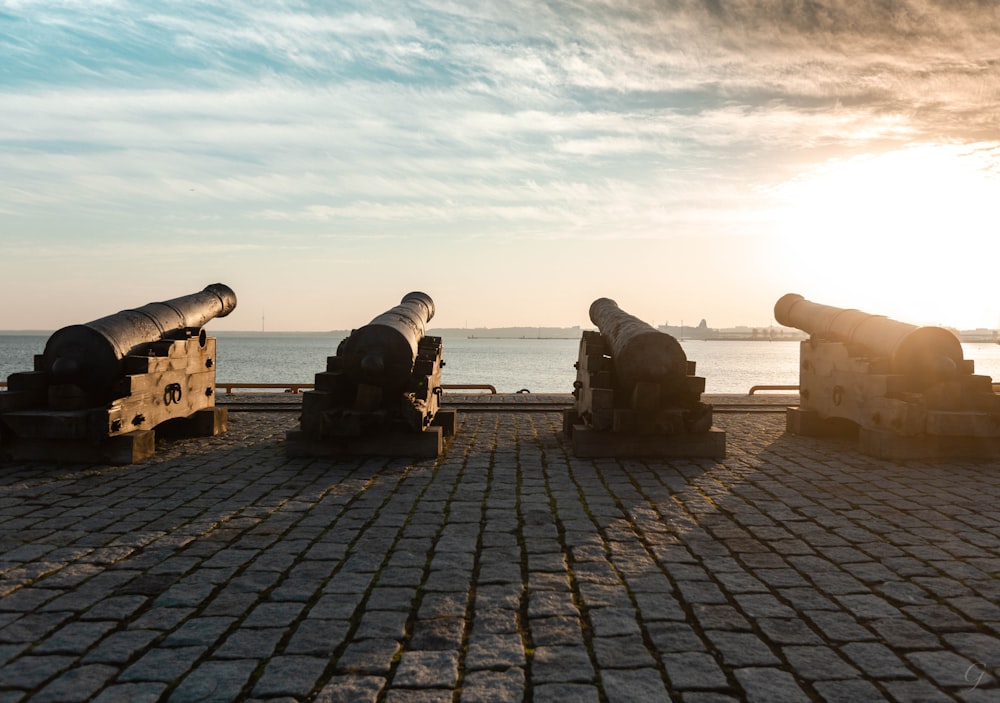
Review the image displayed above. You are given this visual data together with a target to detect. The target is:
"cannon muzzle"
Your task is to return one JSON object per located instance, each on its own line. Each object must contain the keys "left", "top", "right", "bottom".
{"left": 588, "top": 297, "right": 688, "bottom": 397}
{"left": 43, "top": 283, "right": 238, "bottom": 400}
{"left": 774, "top": 293, "right": 964, "bottom": 384}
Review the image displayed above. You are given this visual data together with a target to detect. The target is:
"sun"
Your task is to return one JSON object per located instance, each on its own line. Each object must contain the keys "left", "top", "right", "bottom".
{"left": 770, "top": 142, "right": 1000, "bottom": 330}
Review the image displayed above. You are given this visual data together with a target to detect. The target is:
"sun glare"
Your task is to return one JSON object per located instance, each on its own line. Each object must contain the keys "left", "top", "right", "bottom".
{"left": 771, "top": 142, "right": 1000, "bottom": 329}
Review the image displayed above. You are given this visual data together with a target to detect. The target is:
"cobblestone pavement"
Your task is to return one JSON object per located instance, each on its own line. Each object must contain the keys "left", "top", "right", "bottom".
{"left": 1, "top": 403, "right": 999, "bottom": 702}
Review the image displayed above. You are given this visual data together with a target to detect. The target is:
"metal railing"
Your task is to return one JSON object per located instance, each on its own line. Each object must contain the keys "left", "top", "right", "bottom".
{"left": 0, "top": 380, "right": 500, "bottom": 394}
{"left": 216, "top": 382, "right": 313, "bottom": 394}
{"left": 748, "top": 385, "right": 800, "bottom": 395}
{"left": 5, "top": 380, "right": 1000, "bottom": 395}
{"left": 214, "top": 382, "right": 498, "bottom": 395}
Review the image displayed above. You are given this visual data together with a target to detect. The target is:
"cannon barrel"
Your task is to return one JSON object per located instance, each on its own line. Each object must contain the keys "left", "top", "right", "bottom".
{"left": 43, "top": 283, "right": 238, "bottom": 397}
{"left": 774, "top": 293, "right": 965, "bottom": 382}
{"left": 588, "top": 297, "right": 688, "bottom": 396}
{"left": 338, "top": 291, "right": 435, "bottom": 388}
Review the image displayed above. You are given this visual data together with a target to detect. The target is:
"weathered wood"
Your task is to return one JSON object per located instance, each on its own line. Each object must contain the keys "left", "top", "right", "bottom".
{"left": 0, "top": 430, "right": 156, "bottom": 465}
{"left": 0, "top": 334, "right": 226, "bottom": 463}
{"left": 859, "top": 427, "right": 1000, "bottom": 461}
{"left": 782, "top": 296, "right": 1000, "bottom": 459}
{"left": 431, "top": 409, "right": 457, "bottom": 437}
{"left": 157, "top": 407, "right": 228, "bottom": 439}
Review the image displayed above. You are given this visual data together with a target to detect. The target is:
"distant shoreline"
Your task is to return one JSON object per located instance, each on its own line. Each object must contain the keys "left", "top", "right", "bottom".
{"left": 1, "top": 329, "right": 996, "bottom": 344}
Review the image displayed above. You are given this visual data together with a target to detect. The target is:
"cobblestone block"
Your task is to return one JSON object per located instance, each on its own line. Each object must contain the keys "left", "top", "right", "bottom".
{"left": 242, "top": 601, "right": 306, "bottom": 628}
{"left": 646, "top": 621, "right": 704, "bottom": 653}
{"left": 529, "top": 616, "right": 584, "bottom": 646}
{"left": 384, "top": 688, "right": 452, "bottom": 702}
{"left": 692, "top": 605, "right": 751, "bottom": 631}
{"left": 601, "top": 668, "right": 670, "bottom": 703}
{"left": 0, "top": 655, "right": 76, "bottom": 689}
{"left": 81, "top": 628, "right": 159, "bottom": 665}
{"left": 392, "top": 650, "right": 460, "bottom": 688}
{"left": 419, "top": 592, "right": 468, "bottom": 620}
{"left": 810, "top": 678, "right": 886, "bottom": 703}
{"left": 781, "top": 645, "right": 859, "bottom": 681}
{"left": 588, "top": 608, "right": 641, "bottom": 638}
{"left": 839, "top": 642, "right": 915, "bottom": 679}
{"left": 409, "top": 617, "right": 465, "bottom": 649}
{"left": 592, "top": 635, "right": 656, "bottom": 668}
{"left": 91, "top": 682, "right": 168, "bottom": 703}
{"left": 168, "top": 659, "right": 258, "bottom": 703}
{"left": 757, "top": 617, "right": 823, "bottom": 646}
{"left": 906, "top": 650, "right": 994, "bottom": 688}
{"left": 464, "top": 633, "right": 525, "bottom": 669}
{"left": 662, "top": 651, "right": 728, "bottom": 690}
{"left": 161, "top": 616, "right": 235, "bottom": 648}
{"left": 459, "top": 668, "right": 525, "bottom": 703}
{"left": 336, "top": 638, "right": 401, "bottom": 675}
{"left": 706, "top": 631, "right": 781, "bottom": 667}
{"left": 285, "top": 618, "right": 350, "bottom": 656}
{"left": 632, "top": 591, "right": 686, "bottom": 621}
{"left": 533, "top": 682, "right": 600, "bottom": 703}
{"left": 354, "top": 608, "right": 410, "bottom": 641}
{"left": 119, "top": 645, "right": 208, "bottom": 683}
{"left": 576, "top": 582, "right": 633, "bottom": 609}
{"left": 33, "top": 620, "right": 117, "bottom": 655}
{"left": 313, "top": 675, "right": 385, "bottom": 703}
{"left": 733, "top": 667, "right": 811, "bottom": 702}
{"left": 531, "top": 645, "right": 595, "bottom": 683}
{"left": 29, "top": 663, "right": 117, "bottom": 702}
{"left": 902, "top": 604, "right": 977, "bottom": 632}
{"left": 252, "top": 655, "right": 329, "bottom": 697}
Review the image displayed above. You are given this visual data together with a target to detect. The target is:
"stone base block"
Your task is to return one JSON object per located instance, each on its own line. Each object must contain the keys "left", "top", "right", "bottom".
{"left": 157, "top": 407, "right": 229, "bottom": 439}
{"left": 285, "top": 426, "right": 444, "bottom": 459}
{"left": 786, "top": 407, "right": 858, "bottom": 437}
{"left": 859, "top": 428, "right": 1000, "bottom": 461}
{"left": 569, "top": 424, "right": 726, "bottom": 459}
{"left": 0, "top": 430, "right": 156, "bottom": 465}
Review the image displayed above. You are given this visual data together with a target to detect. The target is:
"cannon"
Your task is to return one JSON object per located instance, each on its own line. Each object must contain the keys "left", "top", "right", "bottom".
{"left": 0, "top": 284, "right": 237, "bottom": 464}
{"left": 587, "top": 297, "right": 689, "bottom": 399}
{"left": 287, "top": 291, "right": 454, "bottom": 458}
{"left": 563, "top": 298, "right": 724, "bottom": 458}
{"left": 774, "top": 293, "right": 965, "bottom": 388}
{"left": 43, "top": 283, "right": 237, "bottom": 405}
{"left": 775, "top": 293, "right": 1000, "bottom": 459}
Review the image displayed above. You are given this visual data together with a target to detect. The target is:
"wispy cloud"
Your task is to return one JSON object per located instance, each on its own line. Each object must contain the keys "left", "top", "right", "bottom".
{"left": 2, "top": 0, "right": 999, "bottom": 327}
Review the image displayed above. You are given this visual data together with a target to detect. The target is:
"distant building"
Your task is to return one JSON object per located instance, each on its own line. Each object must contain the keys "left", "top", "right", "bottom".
{"left": 657, "top": 319, "right": 806, "bottom": 341}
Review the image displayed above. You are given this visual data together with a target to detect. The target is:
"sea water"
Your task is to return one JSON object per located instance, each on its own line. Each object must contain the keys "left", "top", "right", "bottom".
{"left": 3, "top": 331, "right": 1000, "bottom": 395}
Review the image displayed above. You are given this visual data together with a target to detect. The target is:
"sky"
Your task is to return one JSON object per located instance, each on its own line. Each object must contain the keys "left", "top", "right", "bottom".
{"left": 2, "top": 0, "right": 999, "bottom": 333}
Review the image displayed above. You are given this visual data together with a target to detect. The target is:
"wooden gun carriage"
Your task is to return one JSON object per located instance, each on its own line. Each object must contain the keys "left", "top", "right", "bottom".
{"left": 564, "top": 298, "right": 725, "bottom": 458}
{"left": 287, "top": 291, "right": 454, "bottom": 458}
{"left": 0, "top": 283, "right": 237, "bottom": 464}
{"left": 775, "top": 293, "right": 1000, "bottom": 459}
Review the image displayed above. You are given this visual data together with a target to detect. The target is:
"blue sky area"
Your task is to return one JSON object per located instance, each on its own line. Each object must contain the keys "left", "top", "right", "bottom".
{"left": 2, "top": 1, "right": 999, "bottom": 331}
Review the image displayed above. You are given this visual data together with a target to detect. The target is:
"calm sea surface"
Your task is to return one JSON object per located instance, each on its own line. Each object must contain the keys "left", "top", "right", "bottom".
{"left": 3, "top": 331, "right": 1000, "bottom": 395}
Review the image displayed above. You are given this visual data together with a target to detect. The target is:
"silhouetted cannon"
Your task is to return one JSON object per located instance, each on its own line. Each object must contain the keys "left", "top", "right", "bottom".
{"left": 588, "top": 297, "right": 689, "bottom": 397}
{"left": 332, "top": 291, "right": 435, "bottom": 394}
{"left": 774, "top": 293, "right": 965, "bottom": 387}
{"left": 0, "top": 283, "right": 236, "bottom": 464}
{"left": 773, "top": 293, "right": 1000, "bottom": 460}
{"left": 43, "top": 283, "right": 237, "bottom": 403}
{"left": 566, "top": 298, "right": 722, "bottom": 458}
{"left": 291, "top": 291, "right": 452, "bottom": 458}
